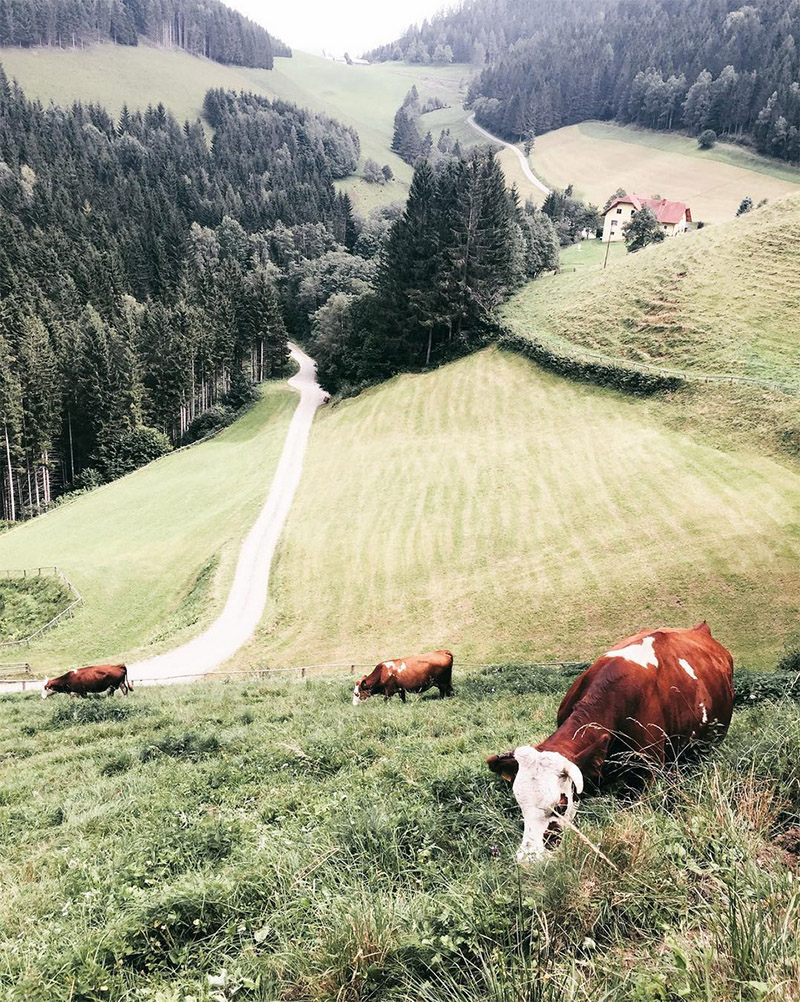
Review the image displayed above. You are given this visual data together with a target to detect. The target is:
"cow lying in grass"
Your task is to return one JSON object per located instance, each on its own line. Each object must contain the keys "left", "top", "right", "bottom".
{"left": 488, "top": 623, "right": 733, "bottom": 862}
{"left": 42, "top": 664, "right": 133, "bottom": 698}
{"left": 353, "top": 650, "right": 454, "bottom": 704}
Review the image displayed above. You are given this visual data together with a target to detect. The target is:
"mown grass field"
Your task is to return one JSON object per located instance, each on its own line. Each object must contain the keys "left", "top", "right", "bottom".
{"left": 0, "top": 43, "right": 475, "bottom": 212}
{"left": 0, "top": 381, "right": 295, "bottom": 671}
{"left": 529, "top": 121, "right": 800, "bottom": 222}
{"left": 501, "top": 195, "right": 800, "bottom": 391}
{"left": 0, "top": 575, "right": 71, "bottom": 643}
{"left": 1, "top": 673, "right": 798, "bottom": 1002}
{"left": 243, "top": 348, "right": 800, "bottom": 672}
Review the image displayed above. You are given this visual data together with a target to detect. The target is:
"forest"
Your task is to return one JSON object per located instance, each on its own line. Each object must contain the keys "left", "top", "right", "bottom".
{"left": 0, "top": 71, "right": 359, "bottom": 521}
{"left": 0, "top": 0, "right": 290, "bottom": 68}
{"left": 368, "top": 0, "right": 800, "bottom": 164}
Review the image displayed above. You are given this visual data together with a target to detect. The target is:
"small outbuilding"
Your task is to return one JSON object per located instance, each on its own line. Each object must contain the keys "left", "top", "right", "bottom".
{"left": 602, "top": 194, "right": 692, "bottom": 242}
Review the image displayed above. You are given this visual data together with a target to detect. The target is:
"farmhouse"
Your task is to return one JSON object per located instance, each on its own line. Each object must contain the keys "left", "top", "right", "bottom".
{"left": 602, "top": 193, "right": 692, "bottom": 242}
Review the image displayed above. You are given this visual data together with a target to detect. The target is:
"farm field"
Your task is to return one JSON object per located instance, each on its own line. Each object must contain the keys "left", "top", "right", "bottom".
{"left": 245, "top": 347, "right": 800, "bottom": 672}
{"left": 1, "top": 674, "right": 797, "bottom": 1001}
{"left": 0, "top": 381, "right": 296, "bottom": 671}
{"left": 502, "top": 194, "right": 800, "bottom": 391}
{"left": 0, "top": 43, "right": 478, "bottom": 212}
{"left": 529, "top": 121, "right": 800, "bottom": 223}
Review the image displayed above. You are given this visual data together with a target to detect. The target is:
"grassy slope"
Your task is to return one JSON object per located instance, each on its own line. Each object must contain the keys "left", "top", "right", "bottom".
{"left": 243, "top": 348, "right": 800, "bottom": 671}
{"left": 1, "top": 678, "right": 797, "bottom": 1001}
{"left": 0, "top": 382, "right": 295, "bottom": 671}
{"left": 0, "top": 577, "right": 71, "bottom": 643}
{"left": 501, "top": 194, "right": 800, "bottom": 389}
{"left": 0, "top": 43, "right": 475, "bottom": 213}
{"left": 530, "top": 121, "right": 800, "bottom": 223}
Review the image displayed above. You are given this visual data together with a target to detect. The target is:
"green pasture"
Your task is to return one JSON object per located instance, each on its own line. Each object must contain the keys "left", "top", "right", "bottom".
{"left": 501, "top": 194, "right": 800, "bottom": 390}
{"left": 0, "top": 674, "right": 797, "bottom": 1001}
{"left": 245, "top": 347, "right": 800, "bottom": 672}
{"left": 0, "top": 381, "right": 295, "bottom": 671}
{"left": 530, "top": 121, "right": 800, "bottom": 222}
{"left": 0, "top": 575, "right": 71, "bottom": 643}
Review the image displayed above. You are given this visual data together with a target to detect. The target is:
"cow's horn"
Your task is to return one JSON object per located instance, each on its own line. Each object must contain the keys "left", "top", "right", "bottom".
{"left": 563, "top": 759, "right": 584, "bottom": 796}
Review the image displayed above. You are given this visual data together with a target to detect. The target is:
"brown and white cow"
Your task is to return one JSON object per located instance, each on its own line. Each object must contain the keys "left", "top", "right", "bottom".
{"left": 353, "top": 650, "right": 454, "bottom": 705}
{"left": 488, "top": 623, "right": 733, "bottom": 862}
{"left": 42, "top": 663, "right": 133, "bottom": 699}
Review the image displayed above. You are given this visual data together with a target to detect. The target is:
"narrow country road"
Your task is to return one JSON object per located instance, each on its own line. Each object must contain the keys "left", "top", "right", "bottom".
{"left": 129, "top": 342, "right": 327, "bottom": 685}
{"left": 467, "top": 114, "right": 550, "bottom": 195}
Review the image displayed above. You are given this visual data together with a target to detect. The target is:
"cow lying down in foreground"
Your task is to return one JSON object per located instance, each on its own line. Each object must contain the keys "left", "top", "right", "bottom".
{"left": 488, "top": 623, "right": 733, "bottom": 862}
{"left": 353, "top": 650, "right": 454, "bottom": 704}
{"left": 42, "top": 664, "right": 132, "bottom": 698}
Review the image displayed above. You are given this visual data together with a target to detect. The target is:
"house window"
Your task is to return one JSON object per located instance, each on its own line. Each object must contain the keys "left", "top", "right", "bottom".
{"left": 611, "top": 219, "right": 617, "bottom": 227}
{"left": 616, "top": 208, "right": 622, "bottom": 214}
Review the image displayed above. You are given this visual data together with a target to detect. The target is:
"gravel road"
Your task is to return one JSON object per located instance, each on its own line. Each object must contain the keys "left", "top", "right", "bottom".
{"left": 467, "top": 114, "right": 551, "bottom": 195}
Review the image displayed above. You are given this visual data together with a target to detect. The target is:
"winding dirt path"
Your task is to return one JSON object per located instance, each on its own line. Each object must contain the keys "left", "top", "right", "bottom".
{"left": 467, "top": 114, "right": 551, "bottom": 195}
{"left": 129, "top": 343, "right": 326, "bottom": 685}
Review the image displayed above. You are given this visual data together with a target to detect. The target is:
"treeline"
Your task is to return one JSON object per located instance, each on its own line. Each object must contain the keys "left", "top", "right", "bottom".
{"left": 370, "top": 0, "right": 800, "bottom": 164}
{"left": 391, "top": 85, "right": 465, "bottom": 166}
{"left": 309, "top": 151, "right": 560, "bottom": 395}
{"left": 0, "top": 72, "right": 360, "bottom": 520}
{"left": 0, "top": 0, "right": 291, "bottom": 68}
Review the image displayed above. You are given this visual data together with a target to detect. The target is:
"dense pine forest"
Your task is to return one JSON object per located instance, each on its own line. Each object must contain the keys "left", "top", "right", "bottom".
{"left": 0, "top": 0, "right": 290, "bottom": 68}
{"left": 0, "top": 71, "right": 359, "bottom": 521}
{"left": 309, "top": 152, "right": 560, "bottom": 395}
{"left": 369, "top": 0, "right": 800, "bottom": 164}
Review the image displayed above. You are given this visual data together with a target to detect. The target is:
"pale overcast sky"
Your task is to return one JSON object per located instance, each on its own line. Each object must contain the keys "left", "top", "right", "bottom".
{"left": 228, "top": 0, "right": 450, "bottom": 58}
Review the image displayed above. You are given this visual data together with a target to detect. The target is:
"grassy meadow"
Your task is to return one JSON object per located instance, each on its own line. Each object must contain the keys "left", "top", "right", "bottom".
{"left": 0, "top": 672, "right": 798, "bottom": 1002}
{"left": 241, "top": 348, "right": 800, "bottom": 672}
{"left": 529, "top": 121, "right": 800, "bottom": 222}
{"left": 0, "top": 381, "right": 296, "bottom": 671}
{"left": 502, "top": 194, "right": 800, "bottom": 391}
{"left": 0, "top": 575, "right": 72, "bottom": 644}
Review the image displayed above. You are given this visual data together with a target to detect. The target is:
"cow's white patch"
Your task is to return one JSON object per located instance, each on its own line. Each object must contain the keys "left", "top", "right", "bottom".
{"left": 679, "top": 658, "right": 698, "bottom": 680}
{"left": 397, "top": 662, "right": 407, "bottom": 673}
{"left": 41, "top": 680, "right": 51, "bottom": 699}
{"left": 700, "top": 702, "right": 708, "bottom": 724}
{"left": 511, "top": 746, "right": 583, "bottom": 862}
{"left": 351, "top": 685, "right": 361, "bottom": 707}
{"left": 605, "top": 636, "right": 658, "bottom": 669}
{"left": 384, "top": 661, "right": 395, "bottom": 670}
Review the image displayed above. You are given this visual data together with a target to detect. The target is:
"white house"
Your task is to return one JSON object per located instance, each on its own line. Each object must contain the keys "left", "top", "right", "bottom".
{"left": 602, "top": 194, "right": 692, "bottom": 242}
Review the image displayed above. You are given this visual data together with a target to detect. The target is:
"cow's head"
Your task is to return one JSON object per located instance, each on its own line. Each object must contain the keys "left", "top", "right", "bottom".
{"left": 488, "top": 746, "right": 583, "bottom": 863}
{"left": 41, "top": 679, "right": 55, "bottom": 699}
{"left": 352, "top": 678, "right": 373, "bottom": 706}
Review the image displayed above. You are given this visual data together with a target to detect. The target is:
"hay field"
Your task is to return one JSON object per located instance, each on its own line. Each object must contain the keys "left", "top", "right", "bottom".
{"left": 530, "top": 121, "right": 800, "bottom": 222}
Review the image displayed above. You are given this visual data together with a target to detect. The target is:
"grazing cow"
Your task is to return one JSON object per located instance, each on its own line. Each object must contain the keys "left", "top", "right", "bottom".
{"left": 487, "top": 623, "right": 733, "bottom": 862}
{"left": 42, "top": 664, "right": 132, "bottom": 699}
{"left": 353, "top": 650, "right": 454, "bottom": 705}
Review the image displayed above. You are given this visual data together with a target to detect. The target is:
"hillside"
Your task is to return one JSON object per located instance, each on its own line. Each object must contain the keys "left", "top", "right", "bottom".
{"left": 233, "top": 348, "right": 800, "bottom": 671}
{"left": 501, "top": 195, "right": 800, "bottom": 390}
{"left": 0, "top": 382, "right": 295, "bottom": 670}
{"left": 530, "top": 122, "right": 800, "bottom": 224}
{"left": 0, "top": 44, "right": 476, "bottom": 210}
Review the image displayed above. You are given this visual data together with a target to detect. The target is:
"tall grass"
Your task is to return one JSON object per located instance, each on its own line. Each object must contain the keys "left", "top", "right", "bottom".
{"left": 0, "top": 674, "right": 797, "bottom": 1001}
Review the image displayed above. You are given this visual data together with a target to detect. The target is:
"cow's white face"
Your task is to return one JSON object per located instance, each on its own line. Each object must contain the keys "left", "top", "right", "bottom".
{"left": 41, "top": 680, "right": 54, "bottom": 699}
{"left": 511, "top": 747, "right": 583, "bottom": 863}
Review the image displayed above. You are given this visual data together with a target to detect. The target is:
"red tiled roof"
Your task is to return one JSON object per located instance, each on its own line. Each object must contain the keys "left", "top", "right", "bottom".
{"left": 606, "top": 194, "right": 691, "bottom": 225}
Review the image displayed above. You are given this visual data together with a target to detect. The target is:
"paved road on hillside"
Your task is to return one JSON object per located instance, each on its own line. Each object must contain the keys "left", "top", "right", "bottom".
{"left": 467, "top": 114, "right": 550, "bottom": 195}
{"left": 127, "top": 343, "right": 326, "bottom": 685}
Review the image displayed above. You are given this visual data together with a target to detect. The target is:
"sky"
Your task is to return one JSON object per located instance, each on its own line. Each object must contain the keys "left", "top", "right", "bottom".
{"left": 227, "top": 0, "right": 449, "bottom": 58}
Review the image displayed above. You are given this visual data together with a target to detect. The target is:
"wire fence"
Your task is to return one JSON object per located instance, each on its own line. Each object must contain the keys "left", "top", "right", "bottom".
{"left": 0, "top": 567, "right": 83, "bottom": 649}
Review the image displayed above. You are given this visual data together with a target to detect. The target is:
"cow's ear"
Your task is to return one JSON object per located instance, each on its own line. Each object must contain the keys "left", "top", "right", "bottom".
{"left": 487, "top": 751, "right": 519, "bottom": 782}
{"left": 693, "top": 620, "right": 711, "bottom": 635}
{"left": 579, "top": 730, "right": 611, "bottom": 780}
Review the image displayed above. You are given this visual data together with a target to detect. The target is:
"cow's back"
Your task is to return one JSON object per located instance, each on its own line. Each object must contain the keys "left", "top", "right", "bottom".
{"left": 382, "top": 650, "right": 453, "bottom": 690}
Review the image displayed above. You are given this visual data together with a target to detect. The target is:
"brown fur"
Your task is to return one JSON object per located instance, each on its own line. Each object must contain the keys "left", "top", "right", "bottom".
{"left": 356, "top": 650, "right": 454, "bottom": 702}
{"left": 44, "top": 664, "right": 132, "bottom": 697}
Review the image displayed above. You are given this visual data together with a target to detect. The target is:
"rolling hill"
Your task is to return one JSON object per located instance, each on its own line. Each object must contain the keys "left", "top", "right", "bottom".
{"left": 0, "top": 381, "right": 295, "bottom": 671}
{"left": 501, "top": 194, "right": 800, "bottom": 390}
{"left": 0, "top": 43, "right": 475, "bottom": 211}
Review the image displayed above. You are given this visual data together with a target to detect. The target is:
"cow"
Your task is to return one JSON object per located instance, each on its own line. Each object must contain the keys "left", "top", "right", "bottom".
{"left": 352, "top": 650, "right": 454, "bottom": 705}
{"left": 42, "top": 664, "right": 133, "bottom": 699}
{"left": 487, "top": 623, "right": 733, "bottom": 863}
